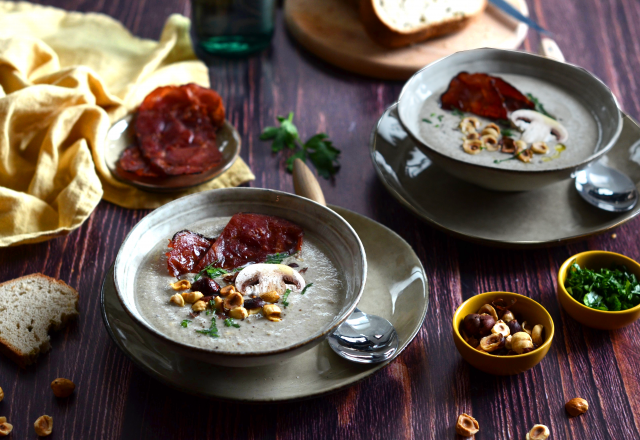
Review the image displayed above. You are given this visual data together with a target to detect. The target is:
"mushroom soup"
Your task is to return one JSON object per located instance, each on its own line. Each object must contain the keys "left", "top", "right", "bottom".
{"left": 134, "top": 215, "right": 345, "bottom": 352}
{"left": 418, "top": 73, "right": 600, "bottom": 171}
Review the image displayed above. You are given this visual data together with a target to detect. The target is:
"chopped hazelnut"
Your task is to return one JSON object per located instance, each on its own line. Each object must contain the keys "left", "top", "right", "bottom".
{"left": 220, "top": 285, "right": 236, "bottom": 297}
{"left": 260, "top": 290, "right": 280, "bottom": 303}
{"left": 532, "top": 325, "right": 545, "bottom": 346}
{"left": 455, "top": 413, "right": 479, "bottom": 437}
{"left": 213, "top": 296, "right": 223, "bottom": 311}
{"left": 565, "top": 397, "right": 589, "bottom": 417}
{"left": 182, "top": 291, "right": 204, "bottom": 304}
{"left": 527, "top": 424, "right": 550, "bottom": 440}
{"left": 51, "top": 378, "right": 75, "bottom": 398}
{"left": 0, "top": 422, "right": 12, "bottom": 436}
{"left": 522, "top": 321, "right": 533, "bottom": 335}
{"left": 491, "top": 320, "right": 510, "bottom": 337}
{"left": 169, "top": 293, "right": 185, "bottom": 307}
{"left": 477, "top": 304, "right": 499, "bottom": 320}
{"left": 170, "top": 279, "right": 191, "bottom": 290}
{"left": 263, "top": 304, "right": 282, "bottom": 322}
{"left": 511, "top": 332, "right": 533, "bottom": 354}
{"left": 0, "top": 387, "right": 3, "bottom": 402}
{"left": 192, "top": 300, "right": 207, "bottom": 312}
{"left": 34, "top": 415, "right": 53, "bottom": 437}
{"left": 228, "top": 307, "right": 249, "bottom": 320}
{"left": 0, "top": 418, "right": 5, "bottom": 424}
{"left": 224, "top": 291, "right": 244, "bottom": 310}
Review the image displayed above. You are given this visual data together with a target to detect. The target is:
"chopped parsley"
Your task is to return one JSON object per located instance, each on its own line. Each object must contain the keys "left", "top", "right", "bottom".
{"left": 451, "top": 108, "right": 465, "bottom": 117}
{"left": 194, "top": 254, "right": 293, "bottom": 281}
{"left": 301, "top": 283, "right": 313, "bottom": 295}
{"left": 422, "top": 118, "right": 432, "bottom": 124}
{"left": 264, "top": 252, "right": 290, "bottom": 265}
{"left": 181, "top": 319, "right": 191, "bottom": 328}
{"left": 565, "top": 262, "right": 640, "bottom": 311}
{"left": 501, "top": 128, "right": 514, "bottom": 137}
{"left": 526, "top": 93, "right": 555, "bottom": 120}
{"left": 430, "top": 113, "right": 436, "bottom": 117}
{"left": 196, "top": 317, "right": 219, "bottom": 338}
{"left": 437, "top": 115, "right": 444, "bottom": 122}
{"left": 260, "top": 112, "right": 340, "bottom": 179}
{"left": 224, "top": 318, "right": 241, "bottom": 328}
{"left": 282, "top": 288, "right": 292, "bottom": 307}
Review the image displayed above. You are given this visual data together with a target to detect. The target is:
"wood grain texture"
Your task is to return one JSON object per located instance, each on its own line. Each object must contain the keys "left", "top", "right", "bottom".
{"left": 0, "top": 0, "right": 639, "bottom": 438}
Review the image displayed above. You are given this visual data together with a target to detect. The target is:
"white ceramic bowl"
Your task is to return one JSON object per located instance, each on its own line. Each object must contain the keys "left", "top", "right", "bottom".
{"left": 397, "top": 48, "right": 623, "bottom": 191}
{"left": 113, "top": 188, "right": 367, "bottom": 367}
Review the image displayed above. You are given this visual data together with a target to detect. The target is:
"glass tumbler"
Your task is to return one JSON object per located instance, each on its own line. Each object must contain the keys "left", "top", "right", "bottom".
{"left": 192, "top": 0, "right": 276, "bottom": 57}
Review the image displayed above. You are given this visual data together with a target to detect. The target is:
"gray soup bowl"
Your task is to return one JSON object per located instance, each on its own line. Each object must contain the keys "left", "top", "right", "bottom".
{"left": 397, "top": 48, "right": 623, "bottom": 192}
{"left": 113, "top": 188, "right": 367, "bottom": 367}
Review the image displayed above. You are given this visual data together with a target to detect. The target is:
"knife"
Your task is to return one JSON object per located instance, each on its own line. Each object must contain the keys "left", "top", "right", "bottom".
{"left": 489, "top": 0, "right": 552, "bottom": 36}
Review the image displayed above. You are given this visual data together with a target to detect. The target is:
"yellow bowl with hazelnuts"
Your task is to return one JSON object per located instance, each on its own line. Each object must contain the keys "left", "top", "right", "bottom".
{"left": 452, "top": 291, "right": 555, "bottom": 375}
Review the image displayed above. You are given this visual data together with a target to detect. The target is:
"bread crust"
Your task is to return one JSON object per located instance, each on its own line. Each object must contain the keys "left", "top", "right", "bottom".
{"left": 0, "top": 273, "right": 78, "bottom": 368}
{"left": 359, "top": 0, "right": 487, "bottom": 48}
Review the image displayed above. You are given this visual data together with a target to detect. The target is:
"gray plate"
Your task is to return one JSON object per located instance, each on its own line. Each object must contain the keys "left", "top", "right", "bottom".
{"left": 105, "top": 114, "right": 241, "bottom": 192}
{"left": 370, "top": 104, "right": 640, "bottom": 247}
{"left": 100, "top": 206, "right": 428, "bottom": 401}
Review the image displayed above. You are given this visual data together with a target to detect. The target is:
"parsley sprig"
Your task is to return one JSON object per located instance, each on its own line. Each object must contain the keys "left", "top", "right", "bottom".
{"left": 181, "top": 319, "right": 191, "bottom": 328}
{"left": 526, "top": 93, "right": 555, "bottom": 120}
{"left": 260, "top": 112, "right": 341, "bottom": 179}
{"left": 194, "top": 253, "right": 293, "bottom": 281}
{"left": 301, "top": 283, "right": 313, "bottom": 295}
{"left": 224, "top": 318, "right": 240, "bottom": 328}
{"left": 282, "top": 288, "right": 292, "bottom": 308}
{"left": 565, "top": 262, "right": 640, "bottom": 311}
{"left": 196, "top": 316, "right": 219, "bottom": 338}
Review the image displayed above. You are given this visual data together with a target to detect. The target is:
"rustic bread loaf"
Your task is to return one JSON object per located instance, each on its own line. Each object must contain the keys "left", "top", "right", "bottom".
{"left": 0, "top": 274, "right": 78, "bottom": 368}
{"left": 359, "top": 0, "right": 487, "bottom": 48}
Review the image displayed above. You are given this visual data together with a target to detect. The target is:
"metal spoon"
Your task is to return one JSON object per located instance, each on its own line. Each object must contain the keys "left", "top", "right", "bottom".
{"left": 575, "top": 161, "right": 638, "bottom": 212}
{"left": 292, "top": 159, "right": 399, "bottom": 364}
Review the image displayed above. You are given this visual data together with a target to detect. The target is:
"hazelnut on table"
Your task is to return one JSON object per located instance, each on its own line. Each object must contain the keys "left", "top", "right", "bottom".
{"left": 0, "top": 420, "right": 12, "bottom": 437}
{"left": 565, "top": 397, "right": 589, "bottom": 417}
{"left": 455, "top": 413, "right": 479, "bottom": 437}
{"left": 34, "top": 415, "right": 53, "bottom": 437}
{"left": 51, "top": 378, "right": 75, "bottom": 398}
{"left": 0, "top": 386, "right": 3, "bottom": 402}
{"left": 526, "top": 424, "right": 550, "bottom": 440}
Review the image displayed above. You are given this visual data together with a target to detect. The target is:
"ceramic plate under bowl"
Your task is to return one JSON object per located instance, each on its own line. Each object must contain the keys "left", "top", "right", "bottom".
{"left": 396, "top": 48, "right": 622, "bottom": 191}
{"left": 101, "top": 206, "right": 428, "bottom": 401}
{"left": 370, "top": 103, "right": 640, "bottom": 247}
{"left": 105, "top": 114, "right": 241, "bottom": 192}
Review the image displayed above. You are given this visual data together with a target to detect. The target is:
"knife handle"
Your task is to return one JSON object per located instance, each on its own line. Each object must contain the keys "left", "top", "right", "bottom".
{"left": 293, "top": 159, "right": 326, "bottom": 206}
{"left": 539, "top": 37, "right": 565, "bottom": 63}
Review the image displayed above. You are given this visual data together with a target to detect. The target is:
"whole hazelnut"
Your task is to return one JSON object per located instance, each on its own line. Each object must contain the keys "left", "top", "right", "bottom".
{"left": 527, "top": 424, "right": 550, "bottom": 440}
{"left": 511, "top": 332, "right": 534, "bottom": 354}
{"left": 0, "top": 422, "right": 13, "bottom": 436}
{"left": 507, "top": 319, "right": 522, "bottom": 335}
{"left": 455, "top": 413, "right": 479, "bottom": 437}
{"left": 34, "top": 415, "right": 53, "bottom": 437}
{"left": 501, "top": 309, "right": 515, "bottom": 322}
{"left": 463, "top": 313, "right": 496, "bottom": 337}
{"left": 565, "top": 397, "right": 589, "bottom": 417}
{"left": 51, "top": 378, "right": 75, "bottom": 398}
{"left": 480, "top": 333, "right": 505, "bottom": 352}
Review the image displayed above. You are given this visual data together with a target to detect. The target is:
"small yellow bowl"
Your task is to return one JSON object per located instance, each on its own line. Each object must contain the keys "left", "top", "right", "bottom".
{"left": 452, "top": 292, "right": 554, "bottom": 375}
{"left": 557, "top": 251, "right": 640, "bottom": 330}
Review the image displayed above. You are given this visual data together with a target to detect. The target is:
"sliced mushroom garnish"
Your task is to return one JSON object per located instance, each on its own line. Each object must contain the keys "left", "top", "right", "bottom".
{"left": 235, "top": 264, "right": 305, "bottom": 295}
{"left": 510, "top": 109, "right": 569, "bottom": 144}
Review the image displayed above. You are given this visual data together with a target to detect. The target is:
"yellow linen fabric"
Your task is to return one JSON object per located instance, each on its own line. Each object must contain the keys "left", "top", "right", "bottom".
{"left": 0, "top": 2, "right": 255, "bottom": 246}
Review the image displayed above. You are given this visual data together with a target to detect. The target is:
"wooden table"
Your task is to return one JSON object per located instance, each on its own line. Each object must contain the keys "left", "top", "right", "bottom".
{"left": 2, "top": 0, "right": 640, "bottom": 438}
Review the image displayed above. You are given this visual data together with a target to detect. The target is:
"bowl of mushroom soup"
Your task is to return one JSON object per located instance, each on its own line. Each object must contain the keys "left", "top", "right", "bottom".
{"left": 397, "top": 48, "right": 622, "bottom": 191}
{"left": 113, "top": 188, "right": 367, "bottom": 367}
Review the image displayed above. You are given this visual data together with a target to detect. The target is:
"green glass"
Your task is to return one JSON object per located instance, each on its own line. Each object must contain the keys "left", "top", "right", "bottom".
{"left": 192, "top": 0, "right": 276, "bottom": 57}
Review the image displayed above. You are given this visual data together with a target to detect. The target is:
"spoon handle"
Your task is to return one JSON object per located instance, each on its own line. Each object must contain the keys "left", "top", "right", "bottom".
{"left": 539, "top": 37, "right": 565, "bottom": 62}
{"left": 293, "top": 159, "right": 326, "bottom": 206}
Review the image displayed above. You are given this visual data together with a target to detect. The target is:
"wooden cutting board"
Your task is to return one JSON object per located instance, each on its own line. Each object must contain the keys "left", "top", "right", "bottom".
{"left": 284, "top": 0, "right": 529, "bottom": 80}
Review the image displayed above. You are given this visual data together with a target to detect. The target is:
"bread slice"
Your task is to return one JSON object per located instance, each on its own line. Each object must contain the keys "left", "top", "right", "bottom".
{"left": 359, "top": 0, "right": 487, "bottom": 48}
{"left": 0, "top": 274, "right": 79, "bottom": 368}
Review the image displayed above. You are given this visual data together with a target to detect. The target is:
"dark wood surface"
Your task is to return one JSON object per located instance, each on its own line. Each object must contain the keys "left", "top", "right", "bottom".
{"left": 2, "top": 0, "right": 640, "bottom": 438}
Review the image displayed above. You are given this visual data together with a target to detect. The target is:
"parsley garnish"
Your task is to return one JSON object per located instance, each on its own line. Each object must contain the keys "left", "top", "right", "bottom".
{"left": 196, "top": 317, "right": 219, "bottom": 338}
{"left": 565, "top": 262, "right": 640, "bottom": 311}
{"left": 224, "top": 318, "right": 241, "bottom": 328}
{"left": 451, "top": 108, "right": 465, "bottom": 117}
{"left": 494, "top": 149, "right": 526, "bottom": 164}
{"left": 264, "top": 253, "right": 290, "bottom": 265}
{"left": 282, "top": 288, "right": 291, "bottom": 307}
{"left": 422, "top": 118, "right": 432, "bottom": 124}
{"left": 260, "top": 112, "right": 340, "bottom": 179}
{"left": 181, "top": 319, "right": 191, "bottom": 328}
{"left": 194, "top": 262, "right": 228, "bottom": 281}
{"left": 526, "top": 93, "right": 555, "bottom": 120}
{"left": 301, "top": 283, "right": 313, "bottom": 295}
{"left": 437, "top": 115, "right": 444, "bottom": 122}
{"left": 502, "top": 128, "right": 514, "bottom": 137}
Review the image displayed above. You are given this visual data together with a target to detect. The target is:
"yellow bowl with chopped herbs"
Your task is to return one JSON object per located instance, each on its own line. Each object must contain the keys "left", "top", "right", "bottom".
{"left": 558, "top": 251, "right": 640, "bottom": 330}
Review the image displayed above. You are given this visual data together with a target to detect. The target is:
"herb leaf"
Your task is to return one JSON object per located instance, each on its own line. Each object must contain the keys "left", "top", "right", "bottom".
{"left": 261, "top": 113, "right": 341, "bottom": 179}
{"left": 526, "top": 93, "right": 555, "bottom": 120}
{"left": 452, "top": 108, "right": 465, "bottom": 117}
{"left": 301, "top": 283, "right": 313, "bottom": 295}
{"left": 224, "top": 318, "right": 241, "bottom": 328}
{"left": 181, "top": 319, "right": 191, "bottom": 328}
{"left": 196, "top": 316, "right": 219, "bottom": 338}
{"left": 282, "top": 288, "right": 292, "bottom": 307}
{"left": 422, "top": 118, "right": 432, "bottom": 124}
{"left": 565, "top": 262, "right": 640, "bottom": 311}
{"left": 264, "top": 253, "right": 290, "bottom": 265}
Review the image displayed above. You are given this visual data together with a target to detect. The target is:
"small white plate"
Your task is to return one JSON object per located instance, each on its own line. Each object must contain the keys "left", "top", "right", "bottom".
{"left": 370, "top": 104, "right": 640, "bottom": 247}
{"left": 100, "top": 206, "right": 428, "bottom": 401}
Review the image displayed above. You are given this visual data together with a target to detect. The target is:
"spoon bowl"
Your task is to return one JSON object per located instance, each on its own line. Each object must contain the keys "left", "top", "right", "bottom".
{"left": 575, "top": 161, "right": 638, "bottom": 212}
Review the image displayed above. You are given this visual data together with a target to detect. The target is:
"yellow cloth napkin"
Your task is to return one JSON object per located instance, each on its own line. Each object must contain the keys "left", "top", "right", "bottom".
{"left": 0, "top": 2, "right": 255, "bottom": 247}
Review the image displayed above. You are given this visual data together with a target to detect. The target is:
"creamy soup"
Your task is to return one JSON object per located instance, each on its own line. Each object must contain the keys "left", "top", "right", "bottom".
{"left": 418, "top": 73, "right": 601, "bottom": 171}
{"left": 134, "top": 217, "right": 344, "bottom": 352}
